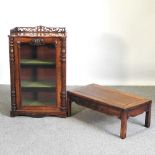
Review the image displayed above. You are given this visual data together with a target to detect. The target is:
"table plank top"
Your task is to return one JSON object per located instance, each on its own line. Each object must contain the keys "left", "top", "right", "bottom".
{"left": 68, "top": 84, "right": 151, "bottom": 109}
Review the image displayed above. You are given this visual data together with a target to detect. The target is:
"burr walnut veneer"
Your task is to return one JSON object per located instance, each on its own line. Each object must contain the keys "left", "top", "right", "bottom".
{"left": 9, "top": 26, "right": 67, "bottom": 117}
{"left": 67, "top": 84, "right": 152, "bottom": 139}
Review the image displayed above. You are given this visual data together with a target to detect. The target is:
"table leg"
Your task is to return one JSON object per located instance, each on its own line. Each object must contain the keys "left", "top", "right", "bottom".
{"left": 120, "top": 111, "right": 128, "bottom": 139}
{"left": 145, "top": 102, "right": 152, "bottom": 128}
{"left": 67, "top": 93, "right": 72, "bottom": 117}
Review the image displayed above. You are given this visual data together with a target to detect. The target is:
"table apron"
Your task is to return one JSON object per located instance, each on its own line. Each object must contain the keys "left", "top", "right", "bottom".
{"left": 70, "top": 95, "right": 121, "bottom": 117}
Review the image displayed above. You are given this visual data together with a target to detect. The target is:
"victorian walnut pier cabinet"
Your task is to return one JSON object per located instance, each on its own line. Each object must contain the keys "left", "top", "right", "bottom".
{"left": 9, "top": 26, "right": 67, "bottom": 117}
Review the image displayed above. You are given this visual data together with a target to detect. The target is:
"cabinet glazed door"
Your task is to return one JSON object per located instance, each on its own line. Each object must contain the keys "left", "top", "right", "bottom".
{"left": 14, "top": 37, "right": 63, "bottom": 115}
{"left": 20, "top": 38, "right": 57, "bottom": 107}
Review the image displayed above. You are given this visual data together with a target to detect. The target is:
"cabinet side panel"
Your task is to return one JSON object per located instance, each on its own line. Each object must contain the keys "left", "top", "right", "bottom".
{"left": 60, "top": 37, "right": 67, "bottom": 113}
{"left": 9, "top": 37, "right": 17, "bottom": 115}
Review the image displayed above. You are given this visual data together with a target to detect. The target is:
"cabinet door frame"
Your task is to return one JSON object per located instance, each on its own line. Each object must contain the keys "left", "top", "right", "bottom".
{"left": 10, "top": 36, "right": 67, "bottom": 117}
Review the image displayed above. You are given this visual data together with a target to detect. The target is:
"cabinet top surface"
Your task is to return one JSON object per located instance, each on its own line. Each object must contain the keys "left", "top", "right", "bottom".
{"left": 9, "top": 26, "right": 66, "bottom": 37}
{"left": 68, "top": 84, "right": 151, "bottom": 109}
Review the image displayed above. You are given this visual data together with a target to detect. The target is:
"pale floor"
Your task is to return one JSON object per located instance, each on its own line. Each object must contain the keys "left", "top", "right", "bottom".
{"left": 0, "top": 85, "right": 155, "bottom": 155}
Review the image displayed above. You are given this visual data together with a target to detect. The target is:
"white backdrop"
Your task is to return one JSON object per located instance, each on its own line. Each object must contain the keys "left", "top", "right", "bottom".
{"left": 0, "top": 0, "right": 155, "bottom": 85}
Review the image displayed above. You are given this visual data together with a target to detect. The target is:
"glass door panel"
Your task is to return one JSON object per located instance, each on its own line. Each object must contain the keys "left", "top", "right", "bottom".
{"left": 20, "top": 42, "right": 56, "bottom": 106}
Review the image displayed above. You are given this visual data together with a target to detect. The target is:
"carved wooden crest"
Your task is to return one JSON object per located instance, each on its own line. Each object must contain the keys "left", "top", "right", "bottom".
{"left": 30, "top": 38, "right": 44, "bottom": 46}
{"left": 10, "top": 26, "right": 66, "bottom": 37}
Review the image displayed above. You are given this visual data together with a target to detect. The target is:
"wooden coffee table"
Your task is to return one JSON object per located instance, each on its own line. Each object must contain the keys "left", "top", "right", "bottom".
{"left": 67, "top": 84, "right": 152, "bottom": 139}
